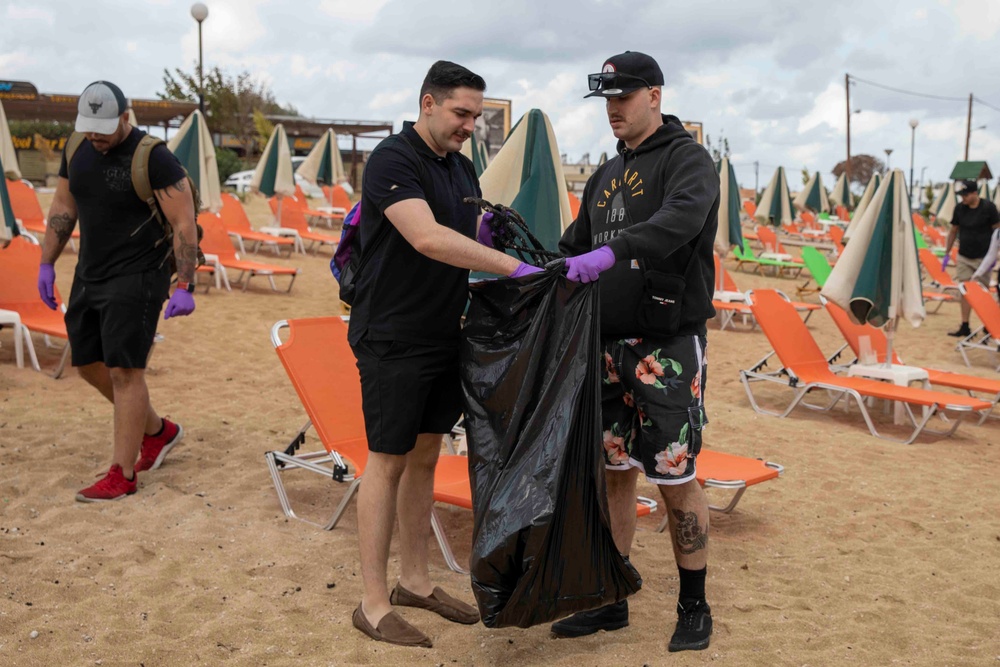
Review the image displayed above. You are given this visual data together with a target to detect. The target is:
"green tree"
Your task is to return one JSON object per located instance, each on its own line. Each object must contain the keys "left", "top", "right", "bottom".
{"left": 801, "top": 167, "right": 810, "bottom": 185}
{"left": 922, "top": 182, "right": 935, "bottom": 218}
{"left": 8, "top": 120, "right": 74, "bottom": 140}
{"left": 159, "top": 65, "right": 298, "bottom": 160}
{"left": 704, "top": 131, "right": 731, "bottom": 162}
{"left": 214, "top": 147, "right": 245, "bottom": 183}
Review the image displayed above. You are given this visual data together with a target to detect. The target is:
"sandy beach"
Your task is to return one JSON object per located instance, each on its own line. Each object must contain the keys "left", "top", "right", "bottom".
{"left": 2, "top": 193, "right": 999, "bottom": 667}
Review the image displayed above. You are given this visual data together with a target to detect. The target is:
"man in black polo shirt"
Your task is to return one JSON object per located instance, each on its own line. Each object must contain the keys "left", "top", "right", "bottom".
{"left": 36, "top": 81, "right": 197, "bottom": 502}
{"left": 945, "top": 179, "right": 1000, "bottom": 337}
{"left": 347, "top": 61, "right": 540, "bottom": 648}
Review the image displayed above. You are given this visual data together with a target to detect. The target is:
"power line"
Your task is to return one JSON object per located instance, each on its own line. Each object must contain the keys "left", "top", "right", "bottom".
{"left": 848, "top": 74, "right": 966, "bottom": 103}
{"left": 974, "top": 96, "right": 1000, "bottom": 114}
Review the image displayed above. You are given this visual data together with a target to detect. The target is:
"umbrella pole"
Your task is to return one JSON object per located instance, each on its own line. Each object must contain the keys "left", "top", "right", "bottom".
{"left": 716, "top": 251, "right": 724, "bottom": 293}
{"left": 884, "top": 317, "right": 896, "bottom": 368}
{"left": 276, "top": 195, "right": 283, "bottom": 225}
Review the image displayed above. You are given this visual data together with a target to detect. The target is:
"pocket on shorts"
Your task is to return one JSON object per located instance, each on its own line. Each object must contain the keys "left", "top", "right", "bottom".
{"left": 684, "top": 405, "right": 707, "bottom": 457}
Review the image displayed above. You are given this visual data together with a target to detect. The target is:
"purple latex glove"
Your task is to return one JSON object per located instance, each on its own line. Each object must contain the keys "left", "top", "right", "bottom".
{"left": 565, "top": 246, "right": 616, "bottom": 283}
{"left": 477, "top": 212, "right": 495, "bottom": 248}
{"left": 509, "top": 262, "right": 544, "bottom": 279}
{"left": 163, "top": 289, "right": 196, "bottom": 320}
{"left": 941, "top": 254, "right": 950, "bottom": 271}
{"left": 38, "top": 263, "right": 57, "bottom": 310}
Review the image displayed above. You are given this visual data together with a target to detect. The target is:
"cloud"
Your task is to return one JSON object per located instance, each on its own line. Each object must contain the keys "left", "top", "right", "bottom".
{"left": 6, "top": 5, "right": 55, "bottom": 24}
{"left": 318, "top": 0, "right": 389, "bottom": 21}
{"left": 369, "top": 88, "right": 413, "bottom": 111}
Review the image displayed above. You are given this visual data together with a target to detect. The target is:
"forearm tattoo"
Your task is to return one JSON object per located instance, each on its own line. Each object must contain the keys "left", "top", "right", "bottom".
{"left": 175, "top": 227, "right": 197, "bottom": 283}
{"left": 48, "top": 212, "right": 77, "bottom": 245}
{"left": 672, "top": 509, "right": 708, "bottom": 554}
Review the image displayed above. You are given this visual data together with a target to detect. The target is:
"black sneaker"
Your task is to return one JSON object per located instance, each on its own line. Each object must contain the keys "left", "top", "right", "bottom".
{"left": 668, "top": 599, "right": 712, "bottom": 652}
{"left": 551, "top": 600, "right": 628, "bottom": 638}
{"left": 949, "top": 324, "right": 972, "bottom": 338}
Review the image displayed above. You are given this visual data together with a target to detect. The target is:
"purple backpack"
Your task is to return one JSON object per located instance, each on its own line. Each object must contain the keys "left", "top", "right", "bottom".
{"left": 330, "top": 201, "right": 362, "bottom": 280}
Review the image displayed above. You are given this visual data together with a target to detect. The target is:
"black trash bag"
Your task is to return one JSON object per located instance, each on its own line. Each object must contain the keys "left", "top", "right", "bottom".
{"left": 460, "top": 260, "right": 642, "bottom": 629}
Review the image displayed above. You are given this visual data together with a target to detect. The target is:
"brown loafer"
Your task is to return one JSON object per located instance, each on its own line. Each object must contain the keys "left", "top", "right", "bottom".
{"left": 352, "top": 604, "right": 432, "bottom": 648}
{"left": 390, "top": 584, "right": 480, "bottom": 625}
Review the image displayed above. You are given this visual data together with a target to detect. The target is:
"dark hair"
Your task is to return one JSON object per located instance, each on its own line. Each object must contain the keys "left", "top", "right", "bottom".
{"left": 419, "top": 60, "right": 486, "bottom": 105}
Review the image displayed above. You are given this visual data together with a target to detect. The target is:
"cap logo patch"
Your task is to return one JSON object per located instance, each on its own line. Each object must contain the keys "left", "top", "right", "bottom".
{"left": 89, "top": 101, "right": 103, "bottom": 114}
{"left": 602, "top": 63, "right": 616, "bottom": 73}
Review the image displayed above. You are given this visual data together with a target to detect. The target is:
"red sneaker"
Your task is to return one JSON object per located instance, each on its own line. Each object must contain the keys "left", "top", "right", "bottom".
{"left": 76, "top": 464, "right": 137, "bottom": 502}
{"left": 135, "top": 419, "right": 183, "bottom": 473}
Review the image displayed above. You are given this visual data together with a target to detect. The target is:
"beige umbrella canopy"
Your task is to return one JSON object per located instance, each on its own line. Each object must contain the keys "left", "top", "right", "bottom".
{"left": 754, "top": 166, "right": 795, "bottom": 226}
{"left": 829, "top": 171, "right": 855, "bottom": 210}
{"left": 0, "top": 100, "right": 22, "bottom": 181}
{"left": 297, "top": 128, "right": 347, "bottom": 205}
{"left": 844, "top": 172, "right": 881, "bottom": 241}
{"left": 167, "top": 109, "right": 222, "bottom": 213}
{"left": 251, "top": 124, "right": 296, "bottom": 198}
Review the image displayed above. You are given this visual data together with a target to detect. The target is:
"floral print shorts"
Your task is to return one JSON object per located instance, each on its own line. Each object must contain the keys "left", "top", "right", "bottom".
{"left": 600, "top": 335, "right": 708, "bottom": 485}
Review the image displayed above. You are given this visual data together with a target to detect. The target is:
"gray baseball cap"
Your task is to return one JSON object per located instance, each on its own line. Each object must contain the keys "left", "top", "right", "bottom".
{"left": 76, "top": 81, "right": 127, "bottom": 134}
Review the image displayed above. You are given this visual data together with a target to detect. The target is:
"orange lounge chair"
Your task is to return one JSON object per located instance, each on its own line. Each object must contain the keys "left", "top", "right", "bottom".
{"left": 756, "top": 226, "right": 806, "bottom": 262}
{"left": 711, "top": 255, "right": 818, "bottom": 330}
{"left": 321, "top": 184, "right": 353, "bottom": 214}
{"left": 292, "top": 185, "right": 344, "bottom": 228}
{"left": 8, "top": 179, "right": 79, "bottom": 250}
{"left": 834, "top": 205, "right": 849, "bottom": 221}
{"left": 743, "top": 200, "right": 756, "bottom": 218}
{"left": 955, "top": 281, "right": 1000, "bottom": 371}
{"left": 268, "top": 197, "right": 339, "bottom": 254}
{"left": 0, "top": 236, "right": 71, "bottom": 377}
{"left": 918, "top": 248, "right": 960, "bottom": 293}
{"left": 219, "top": 193, "right": 295, "bottom": 256}
{"left": 822, "top": 296, "right": 1000, "bottom": 424}
{"left": 740, "top": 289, "right": 990, "bottom": 444}
{"left": 198, "top": 212, "right": 299, "bottom": 292}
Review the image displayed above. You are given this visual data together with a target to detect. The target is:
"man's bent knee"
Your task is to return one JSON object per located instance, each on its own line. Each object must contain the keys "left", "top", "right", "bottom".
{"left": 658, "top": 477, "right": 705, "bottom": 505}
{"left": 108, "top": 366, "right": 146, "bottom": 387}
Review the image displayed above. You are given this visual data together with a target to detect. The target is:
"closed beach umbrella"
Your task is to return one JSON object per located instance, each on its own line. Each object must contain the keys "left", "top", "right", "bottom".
{"left": 930, "top": 181, "right": 956, "bottom": 224}
{"left": 715, "top": 157, "right": 744, "bottom": 256}
{"left": 978, "top": 180, "right": 992, "bottom": 202}
{"left": 252, "top": 123, "right": 296, "bottom": 223}
{"left": 754, "top": 166, "right": 794, "bottom": 226}
{"left": 829, "top": 171, "right": 855, "bottom": 210}
{"left": 479, "top": 108, "right": 573, "bottom": 253}
{"left": 845, "top": 172, "right": 882, "bottom": 241}
{"left": 298, "top": 128, "right": 346, "bottom": 204}
{"left": 993, "top": 180, "right": 1000, "bottom": 208}
{"left": 127, "top": 106, "right": 138, "bottom": 127}
{"left": 0, "top": 155, "right": 18, "bottom": 242}
{"left": 167, "top": 109, "right": 222, "bottom": 213}
{"left": 460, "top": 130, "right": 490, "bottom": 177}
{"left": 822, "top": 169, "right": 924, "bottom": 363}
{"left": 0, "top": 100, "right": 21, "bottom": 181}
{"left": 794, "top": 171, "right": 831, "bottom": 214}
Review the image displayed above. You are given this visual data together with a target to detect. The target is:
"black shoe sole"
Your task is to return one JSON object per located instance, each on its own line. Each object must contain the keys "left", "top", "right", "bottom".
{"left": 551, "top": 619, "right": 629, "bottom": 638}
{"left": 668, "top": 636, "right": 711, "bottom": 652}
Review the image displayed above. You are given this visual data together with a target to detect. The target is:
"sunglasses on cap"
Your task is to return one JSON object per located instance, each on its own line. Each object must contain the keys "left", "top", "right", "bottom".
{"left": 587, "top": 72, "right": 652, "bottom": 93}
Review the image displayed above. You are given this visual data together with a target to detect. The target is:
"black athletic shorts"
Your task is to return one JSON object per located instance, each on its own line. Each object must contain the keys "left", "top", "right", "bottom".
{"left": 351, "top": 338, "right": 463, "bottom": 455}
{"left": 64, "top": 270, "right": 169, "bottom": 369}
{"left": 600, "top": 335, "right": 708, "bottom": 485}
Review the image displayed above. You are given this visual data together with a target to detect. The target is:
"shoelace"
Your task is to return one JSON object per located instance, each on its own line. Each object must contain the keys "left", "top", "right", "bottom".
{"left": 676, "top": 602, "right": 704, "bottom": 628}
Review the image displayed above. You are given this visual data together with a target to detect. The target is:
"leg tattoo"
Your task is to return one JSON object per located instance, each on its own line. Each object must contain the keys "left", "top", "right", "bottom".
{"left": 672, "top": 509, "right": 708, "bottom": 555}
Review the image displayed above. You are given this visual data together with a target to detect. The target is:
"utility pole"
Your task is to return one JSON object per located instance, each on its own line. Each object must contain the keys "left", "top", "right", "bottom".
{"left": 754, "top": 160, "right": 759, "bottom": 196}
{"left": 845, "top": 73, "right": 851, "bottom": 185}
{"left": 965, "top": 93, "right": 973, "bottom": 160}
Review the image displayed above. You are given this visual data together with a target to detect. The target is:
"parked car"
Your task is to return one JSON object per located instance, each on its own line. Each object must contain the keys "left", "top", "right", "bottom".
{"left": 223, "top": 164, "right": 324, "bottom": 198}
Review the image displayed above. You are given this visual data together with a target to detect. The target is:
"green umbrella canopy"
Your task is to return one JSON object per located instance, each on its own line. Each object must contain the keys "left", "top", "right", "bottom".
{"left": 460, "top": 130, "right": 490, "bottom": 177}
{"left": 715, "top": 157, "right": 743, "bottom": 256}
{"left": 479, "top": 108, "right": 573, "bottom": 254}
{"left": 0, "top": 155, "right": 19, "bottom": 243}
{"left": 754, "top": 166, "right": 794, "bottom": 226}
{"left": 298, "top": 128, "right": 346, "bottom": 187}
{"left": 794, "top": 171, "right": 831, "bottom": 214}
{"left": 251, "top": 124, "right": 296, "bottom": 198}
{"left": 830, "top": 172, "right": 856, "bottom": 210}
{"left": 167, "top": 109, "right": 222, "bottom": 213}
{"left": 822, "top": 169, "right": 925, "bottom": 332}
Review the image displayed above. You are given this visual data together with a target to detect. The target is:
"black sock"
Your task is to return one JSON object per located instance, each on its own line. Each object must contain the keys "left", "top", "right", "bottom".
{"left": 678, "top": 566, "right": 706, "bottom": 602}
{"left": 149, "top": 419, "right": 165, "bottom": 438}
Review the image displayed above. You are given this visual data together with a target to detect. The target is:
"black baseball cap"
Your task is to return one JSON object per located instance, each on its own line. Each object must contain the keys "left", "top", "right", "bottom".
{"left": 955, "top": 179, "right": 978, "bottom": 196}
{"left": 585, "top": 51, "right": 664, "bottom": 98}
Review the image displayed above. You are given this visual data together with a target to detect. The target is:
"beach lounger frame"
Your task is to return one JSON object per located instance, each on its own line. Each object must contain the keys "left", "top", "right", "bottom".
{"left": 740, "top": 290, "right": 989, "bottom": 444}
{"left": 955, "top": 281, "right": 1000, "bottom": 372}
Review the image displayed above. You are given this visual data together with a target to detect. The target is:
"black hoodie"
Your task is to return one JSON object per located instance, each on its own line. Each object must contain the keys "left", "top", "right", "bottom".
{"left": 559, "top": 114, "right": 719, "bottom": 338}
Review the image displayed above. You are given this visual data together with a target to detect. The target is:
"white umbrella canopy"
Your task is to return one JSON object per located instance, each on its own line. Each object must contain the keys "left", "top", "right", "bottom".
{"left": 994, "top": 180, "right": 1000, "bottom": 208}
{"left": 844, "top": 172, "right": 882, "bottom": 241}
{"left": 794, "top": 171, "right": 831, "bottom": 213}
{"left": 127, "top": 107, "right": 138, "bottom": 127}
{"left": 930, "top": 181, "right": 957, "bottom": 224}
{"left": 251, "top": 124, "right": 296, "bottom": 198}
{"left": 754, "top": 166, "right": 795, "bottom": 226}
{"left": 978, "top": 180, "right": 992, "bottom": 202}
{"left": 0, "top": 100, "right": 22, "bottom": 181}
{"left": 297, "top": 128, "right": 346, "bottom": 204}
{"left": 829, "top": 171, "right": 855, "bottom": 210}
{"left": 822, "top": 169, "right": 925, "bottom": 365}
{"left": 167, "top": 109, "right": 222, "bottom": 213}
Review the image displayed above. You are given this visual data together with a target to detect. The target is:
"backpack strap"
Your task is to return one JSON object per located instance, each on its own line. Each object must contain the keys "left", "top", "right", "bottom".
{"left": 64, "top": 132, "right": 87, "bottom": 172}
{"left": 132, "top": 135, "right": 165, "bottom": 220}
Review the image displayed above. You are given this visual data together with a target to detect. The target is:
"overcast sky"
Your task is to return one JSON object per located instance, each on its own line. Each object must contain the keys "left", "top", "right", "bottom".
{"left": 4, "top": 0, "right": 1000, "bottom": 191}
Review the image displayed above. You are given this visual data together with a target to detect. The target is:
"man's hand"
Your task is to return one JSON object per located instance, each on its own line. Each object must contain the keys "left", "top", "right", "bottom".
{"left": 508, "top": 262, "right": 543, "bottom": 279}
{"left": 38, "top": 263, "right": 57, "bottom": 310}
{"left": 477, "top": 212, "right": 495, "bottom": 248}
{"left": 565, "top": 246, "right": 616, "bottom": 283}
{"left": 163, "top": 290, "right": 195, "bottom": 319}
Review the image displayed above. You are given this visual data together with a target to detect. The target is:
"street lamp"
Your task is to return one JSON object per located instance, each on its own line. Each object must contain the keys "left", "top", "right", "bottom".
{"left": 884, "top": 148, "right": 893, "bottom": 173}
{"left": 908, "top": 118, "right": 919, "bottom": 210}
{"left": 190, "top": 3, "right": 209, "bottom": 114}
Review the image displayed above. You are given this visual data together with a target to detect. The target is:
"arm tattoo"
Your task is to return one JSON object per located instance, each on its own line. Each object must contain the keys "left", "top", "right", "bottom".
{"left": 672, "top": 509, "right": 708, "bottom": 555}
{"left": 174, "top": 227, "right": 198, "bottom": 283}
{"left": 159, "top": 178, "right": 187, "bottom": 200}
{"left": 48, "top": 212, "right": 77, "bottom": 245}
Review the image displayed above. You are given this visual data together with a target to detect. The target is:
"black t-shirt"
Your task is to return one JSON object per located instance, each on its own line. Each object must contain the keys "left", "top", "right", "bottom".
{"left": 952, "top": 199, "right": 1000, "bottom": 260}
{"left": 59, "top": 128, "right": 187, "bottom": 282}
{"left": 347, "top": 122, "right": 480, "bottom": 347}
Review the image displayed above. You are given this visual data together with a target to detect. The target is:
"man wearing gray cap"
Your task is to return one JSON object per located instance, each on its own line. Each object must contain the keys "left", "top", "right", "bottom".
{"left": 556, "top": 51, "right": 718, "bottom": 652}
{"left": 944, "top": 179, "right": 1000, "bottom": 337}
{"left": 37, "top": 80, "right": 197, "bottom": 501}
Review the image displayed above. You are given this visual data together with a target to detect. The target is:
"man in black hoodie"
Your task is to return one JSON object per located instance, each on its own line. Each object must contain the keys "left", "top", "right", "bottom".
{"left": 556, "top": 51, "right": 719, "bottom": 652}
